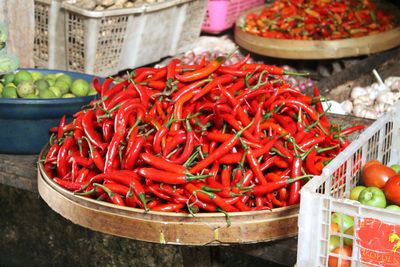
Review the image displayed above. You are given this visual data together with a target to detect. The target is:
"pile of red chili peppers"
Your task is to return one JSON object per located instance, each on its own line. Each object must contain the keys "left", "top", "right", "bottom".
{"left": 242, "top": 0, "right": 395, "bottom": 40}
{"left": 44, "top": 55, "right": 364, "bottom": 214}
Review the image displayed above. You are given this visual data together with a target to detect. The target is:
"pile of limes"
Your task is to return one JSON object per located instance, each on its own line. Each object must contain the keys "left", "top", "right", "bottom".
{"left": 0, "top": 70, "right": 98, "bottom": 99}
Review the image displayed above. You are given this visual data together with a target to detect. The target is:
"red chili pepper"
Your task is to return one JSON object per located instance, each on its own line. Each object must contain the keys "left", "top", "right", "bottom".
{"left": 139, "top": 153, "right": 186, "bottom": 174}
{"left": 166, "top": 119, "right": 195, "bottom": 165}
{"left": 46, "top": 143, "right": 60, "bottom": 164}
{"left": 57, "top": 115, "right": 66, "bottom": 139}
{"left": 104, "top": 132, "right": 123, "bottom": 173}
{"left": 93, "top": 183, "right": 125, "bottom": 206}
{"left": 82, "top": 110, "right": 106, "bottom": 151}
{"left": 53, "top": 177, "right": 83, "bottom": 191}
{"left": 138, "top": 168, "right": 209, "bottom": 185}
{"left": 57, "top": 136, "right": 74, "bottom": 179}
{"left": 185, "top": 183, "right": 238, "bottom": 212}
{"left": 339, "top": 125, "right": 365, "bottom": 136}
{"left": 151, "top": 203, "right": 185, "bottom": 212}
{"left": 190, "top": 120, "right": 253, "bottom": 174}
{"left": 175, "top": 57, "right": 225, "bottom": 83}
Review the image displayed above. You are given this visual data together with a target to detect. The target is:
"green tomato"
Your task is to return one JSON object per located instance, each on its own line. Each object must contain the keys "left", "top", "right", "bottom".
{"left": 390, "top": 164, "right": 400, "bottom": 174}
{"left": 358, "top": 187, "right": 387, "bottom": 208}
{"left": 385, "top": 205, "right": 400, "bottom": 212}
{"left": 331, "top": 213, "right": 354, "bottom": 233}
{"left": 350, "top": 186, "right": 366, "bottom": 201}
{"left": 329, "top": 235, "right": 341, "bottom": 252}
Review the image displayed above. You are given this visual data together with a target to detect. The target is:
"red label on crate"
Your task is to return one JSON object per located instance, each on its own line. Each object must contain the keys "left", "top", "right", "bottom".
{"left": 357, "top": 218, "right": 400, "bottom": 266}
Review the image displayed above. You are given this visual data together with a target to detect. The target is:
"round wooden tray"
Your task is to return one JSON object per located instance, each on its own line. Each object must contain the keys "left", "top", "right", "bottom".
{"left": 234, "top": 6, "right": 400, "bottom": 60}
{"left": 37, "top": 146, "right": 299, "bottom": 246}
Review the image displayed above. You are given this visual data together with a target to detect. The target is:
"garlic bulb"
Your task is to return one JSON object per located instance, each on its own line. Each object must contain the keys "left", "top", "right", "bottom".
{"left": 341, "top": 100, "right": 353, "bottom": 114}
{"left": 353, "top": 105, "right": 378, "bottom": 119}
{"left": 351, "top": 86, "right": 367, "bottom": 99}
{"left": 353, "top": 95, "right": 373, "bottom": 106}
{"left": 376, "top": 91, "right": 396, "bottom": 105}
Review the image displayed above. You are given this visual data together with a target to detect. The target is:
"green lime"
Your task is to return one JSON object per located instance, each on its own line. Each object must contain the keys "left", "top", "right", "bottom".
{"left": 39, "top": 89, "right": 57, "bottom": 98}
{"left": 87, "top": 87, "right": 98, "bottom": 96}
{"left": 2, "top": 73, "right": 15, "bottom": 84}
{"left": 56, "top": 74, "right": 73, "bottom": 88}
{"left": 17, "top": 80, "right": 35, "bottom": 98}
{"left": 2, "top": 86, "right": 17, "bottom": 98}
{"left": 49, "top": 86, "right": 62, "bottom": 97}
{"left": 30, "top": 71, "right": 43, "bottom": 81}
{"left": 34, "top": 79, "right": 50, "bottom": 91}
{"left": 71, "top": 79, "right": 89, "bottom": 97}
{"left": 62, "top": 93, "right": 76, "bottom": 98}
{"left": 55, "top": 81, "right": 70, "bottom": 94}
{"left": 14, "top": 70, "right": 33, "bottom": 85}
{"left": 25, "top": 93, "right": 39, "bottom": 99}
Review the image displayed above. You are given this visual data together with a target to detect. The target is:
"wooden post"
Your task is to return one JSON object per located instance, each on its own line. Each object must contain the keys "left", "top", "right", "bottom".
{"left": 0, "top": 0, "right": 35, "bottom": 68}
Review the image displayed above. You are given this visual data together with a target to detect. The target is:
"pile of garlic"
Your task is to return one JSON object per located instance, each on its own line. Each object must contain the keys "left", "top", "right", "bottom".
{"left": 343, "top": 73, "right": 400, "bottom": 119}
{"left": 64, "top": 0, "right": 166, "bottom": 10}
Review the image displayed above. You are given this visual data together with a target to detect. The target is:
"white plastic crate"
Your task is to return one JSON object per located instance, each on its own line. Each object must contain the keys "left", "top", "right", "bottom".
{"left": 33, "top": 0, "right": 207, "bottom": 76}
{"left": 297, "top": 103, "right": 400, "bottom": 267}
{"left": 34, "top": 0, "right": 66, "bottom": 69}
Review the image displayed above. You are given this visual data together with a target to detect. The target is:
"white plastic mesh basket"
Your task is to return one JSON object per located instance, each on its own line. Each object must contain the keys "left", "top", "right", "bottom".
{"left": 33, "top": 0, "right": 207, "bottom": 76}
{"left": 297, "top": 103, "right": 400, "bottom": 267}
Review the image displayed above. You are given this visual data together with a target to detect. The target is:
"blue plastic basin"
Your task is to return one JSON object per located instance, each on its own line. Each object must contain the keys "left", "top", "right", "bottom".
{"left": 0, "top": 69, "right": 101, "bottom": 154}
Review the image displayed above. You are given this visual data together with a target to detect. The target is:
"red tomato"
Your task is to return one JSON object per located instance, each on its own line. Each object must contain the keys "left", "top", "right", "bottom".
{"left": 328, "top": 245, "right": 352, "bottom": 267}
{"left": 362, "top": 163, "right": 396, "bottom": 188}
{"left": 384, "top": 175, "right": 400, "bottom": 205}
{"left": 363, "top": 160, "right": 381, "bottom": 170}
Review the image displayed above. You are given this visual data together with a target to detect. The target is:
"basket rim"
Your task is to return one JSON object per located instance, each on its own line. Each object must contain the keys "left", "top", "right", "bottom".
{"left": 61, "top": 0, "right": 196, "bottom": 18}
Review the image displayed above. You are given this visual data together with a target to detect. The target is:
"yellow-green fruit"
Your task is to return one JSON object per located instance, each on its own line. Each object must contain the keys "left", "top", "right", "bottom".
{"left": 2, "top": 86, "right": 17, "bottom": 98}
{"left": 17, "top": 80, "right": 35, "bottom": 98}
{"left": 44, "top": 73, "right": 57, "bottom": 81}
{"left": 49, "top": 86, "right": 62, "bottom": 98}
{"left": 2, "top": 73, "right": 14, "bottom": 84}
{"left": 30, "top": 71, "right": 43, "bottom": 81}
{"left": 0, "top": 83, "right": 3, "bottom": 95}
{"left": 56, "top": 75, "right": 73, "bottom": 88}
{"left": 55, "top": 81, "right": 70, "bottom": 95}
{"left": 87, "top": 87, "right": 98, "bottom": 96}
{"left": 71, "top": 79, "right": 89, "bottom": 97}
{"left": 34, "top": 79, "right": 50, "bottom": 91}
{"left": 14, "top": 70, "right": 33, "bottom": 86}
{"left": 25, "top": 93, "right": 39, "bottom": 99}
{"left": 62, "top": 93, "right": 76, "bottom": 98}
{"left": 39, "top": 90, "right": 57, "bottom": 98}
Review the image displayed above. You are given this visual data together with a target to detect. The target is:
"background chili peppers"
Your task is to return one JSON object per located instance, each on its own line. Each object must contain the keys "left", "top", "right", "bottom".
{"left": 45, "top": 55, "right": 363, "bottom": 214}
{"left": 242, "top": 0, "right": 396, "bottom": 40}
